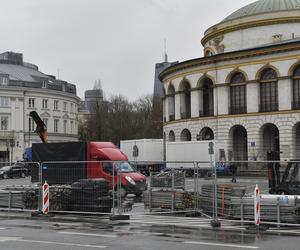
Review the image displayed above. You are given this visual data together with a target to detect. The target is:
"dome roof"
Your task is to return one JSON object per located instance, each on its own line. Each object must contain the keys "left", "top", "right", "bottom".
{"left": 222, "top": 0, "right": 300, "bottom": 22}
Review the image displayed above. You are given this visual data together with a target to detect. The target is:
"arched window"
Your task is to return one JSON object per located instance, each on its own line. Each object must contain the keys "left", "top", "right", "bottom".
{"left": 180, "top": 129, "right": 191, "bottom": 141}
{"left": 259, "top": 68, "right": 278, "bottom": 112}
{"left": 292, "top": 65, "right": 300, "bottom": 110}
{"left": 199, "top": 78, "right": 214, "bottom": 117}
{"left": 168, "top": 130, "right": 175, "bottom": 142}
{"left": 167, "top": 85, "right": 175, "bottom": 121}
{"left": 198, "top": 127, "right": 214, "bottom": 140}
{"left": 179, "top": 81, "right": 191, "bottom": 119}
{"left": 229, "top": 72, "right": 247, "bottom": 114}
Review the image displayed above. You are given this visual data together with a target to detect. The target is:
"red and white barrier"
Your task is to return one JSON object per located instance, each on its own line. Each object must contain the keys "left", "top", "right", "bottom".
{"left": 254, "top": 184, "right": 260, "bottom": 225}
{"left": 42, "top": 181, "right": 49, "bottom": 214}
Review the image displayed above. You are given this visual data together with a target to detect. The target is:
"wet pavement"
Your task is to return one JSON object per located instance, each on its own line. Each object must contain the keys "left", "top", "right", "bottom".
{"left": 0, "top": 176, "right": 295, "bottom": 249}
{"left": 0, "top": 215, "right": 299, "bottom": 249}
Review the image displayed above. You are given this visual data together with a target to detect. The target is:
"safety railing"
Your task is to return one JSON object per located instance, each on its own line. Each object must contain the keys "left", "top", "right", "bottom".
{"left": 0, "top": 160, "right": 299, "bottom": 229}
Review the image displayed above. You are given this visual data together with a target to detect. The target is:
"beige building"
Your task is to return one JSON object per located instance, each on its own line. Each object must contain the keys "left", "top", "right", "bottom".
{"left": 0, "top": 52, "right": 79, "bottom": 162}
{"left": 160, "top": 0, "right": 300, "bottom": 162}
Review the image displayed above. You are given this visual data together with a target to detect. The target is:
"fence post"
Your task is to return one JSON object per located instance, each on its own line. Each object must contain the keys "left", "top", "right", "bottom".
{"left": 277, "top": 198, "right": 281, "bottom": 228}
{"left": 8, "top": 191, "right": 11, "bottom": 211}
{"left": 38, "top": 162, "right": 43, "bottom": 212}
{"left": 149, "top": 172, "right": 152, "bottom": 212}
{"left": 117, "top": 172, "right": 122, "bottom": 215}
{"left": 240, "top": 198, "right": 244, "bottom": 226}
{"left": 193, "top": 162, "right": 197, "bottom": 211}
{"left": 171, "top": 170, "right": 175, "bottom": 212}
{"left": 112, "top": 161, "right": 115, "bottom": 215}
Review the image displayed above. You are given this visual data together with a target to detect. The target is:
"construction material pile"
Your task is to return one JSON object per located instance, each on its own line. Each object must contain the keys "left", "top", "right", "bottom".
{"left": 231, "top": 195, "right": 300, "bottom": 223}
{"left": 0, "top": 179, "right": 113, "bottom": 213}
{"left": 143, "top": 190, "right": 194, "bottom": 210}
{"left": 200, "top": 184, "right": 246, "bottom": 217}
{"left": 0, "top": 190, "right": 24, "bottom": 209}
{"left": 69, "top": 178, "right": 112, "bottom": 213}
{"left": 150, "top": 170, "right": 185, "bottom": 188}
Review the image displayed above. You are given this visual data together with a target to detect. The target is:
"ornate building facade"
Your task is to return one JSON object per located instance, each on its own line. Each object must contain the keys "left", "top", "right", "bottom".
{"left": 0, "top": 52, "right": 79, "bottom": 162}
{"left": 160, "top": 0, "right": 300, "bottom": 162}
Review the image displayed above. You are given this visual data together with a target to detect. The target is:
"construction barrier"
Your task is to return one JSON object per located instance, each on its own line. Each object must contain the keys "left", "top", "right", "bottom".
{"left": 42, "top": 181, "right": 49, "bottom": 214}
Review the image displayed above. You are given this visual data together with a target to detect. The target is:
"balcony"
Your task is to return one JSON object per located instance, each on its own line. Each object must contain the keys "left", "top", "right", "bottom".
{"left": 229, "top": 105, "right": 247, "bottom": 115}
{"left": 180, "top": 111, "right": 191, "bottom": 119}
{"left": 292, "top": 101, "right": 300, "bottom": 110}
{"left": 169, "top": 114, "right": 175, "bottom": 121}
{"left": 199, "top": 109, "right": 214, "bottom": 117}
{"left": 259, "top": 103, "right": 278, "bottom": 112}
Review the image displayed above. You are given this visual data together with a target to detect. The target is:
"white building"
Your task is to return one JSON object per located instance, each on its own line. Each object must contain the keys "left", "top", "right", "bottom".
{"left": 0, "top": 52, "right": 79, "bottom": 162}
{"left": 160, "top": 0, "right": 300, "bottom": 162}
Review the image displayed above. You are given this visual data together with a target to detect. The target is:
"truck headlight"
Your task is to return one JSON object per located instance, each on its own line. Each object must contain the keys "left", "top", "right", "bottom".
{"left": 125, "top": 176, "right": 136, "bottom": 185}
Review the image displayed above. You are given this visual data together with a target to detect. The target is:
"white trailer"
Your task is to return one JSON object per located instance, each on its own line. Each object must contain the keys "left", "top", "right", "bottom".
{"left": 166, "top": 140, "right": 227, "bottom": 174}
{"left": 120, "top": 139, "right": 164, "bottom": 175}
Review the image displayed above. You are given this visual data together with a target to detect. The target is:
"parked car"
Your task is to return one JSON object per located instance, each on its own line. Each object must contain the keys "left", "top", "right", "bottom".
{"left": 0, "top": 164, "right": 28, "bottom": 179}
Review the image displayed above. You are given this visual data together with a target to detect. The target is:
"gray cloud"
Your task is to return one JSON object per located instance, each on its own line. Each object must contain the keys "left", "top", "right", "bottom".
{"left": 0, "top": 0, "right": 254, "bottom": 100}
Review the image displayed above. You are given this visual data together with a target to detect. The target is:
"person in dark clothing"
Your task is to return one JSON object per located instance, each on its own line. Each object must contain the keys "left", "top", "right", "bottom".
{"left": 229, "top": 164, "right": 237, "bottom": 183}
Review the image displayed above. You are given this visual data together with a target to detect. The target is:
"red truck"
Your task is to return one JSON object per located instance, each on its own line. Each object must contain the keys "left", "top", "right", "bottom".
{"left": 31, "top": 141, "right": 147, "bottom": 197}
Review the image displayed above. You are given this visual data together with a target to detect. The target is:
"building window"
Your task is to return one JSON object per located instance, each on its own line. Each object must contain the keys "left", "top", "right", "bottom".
{"left": 63, "top": 102, "right": 67, "bottom": 111}
{"left": 0, "top": 97, "right": 10, "bottom": 107}
{"left": 63, "top": 120, "right": 67, "bottom": 133}
{"left": 199, "top": 78, "right": 214, "bottom": 117}
{"left": 167, "top": 85, "right": 175, "bottom": 121}
{"left": 229, "top": 72, "right": 247, "bottom": 114}
{"left": 28, "top": 98, "right": 35, "bottom": 108}
{"left": 70, "top": 103, "right": 73, "bottom": 112}
{"left": 180, "top": 129, "right": 191, "bottom": 141}
{"left": 28, "top": 118, "right": 35, "bottom": 132}
{"left": 70, "top": 120, "right": 74, "bottom": 134}
{"left": 42, "top": 80, "right": 47, "bottom": 88}
{"left": 42, "top": 99, "right": 48, "bottom": 109}
{"left": 168, "top": 130, "right": 175, "bottom": 142}
{"left": 179, "top": 81, "right": 191, "bottom": 119}
{"left": 199, "top": 127, "right": 214, "bottom": 140}
{"left": 292, "top": 65, "right": 300, "bottom": 109}
{"left": 54, "top": 100, "right": 59, "bottom": 110}
{"left": 0, "top": 116, "right": 8, "bottom": 131}
{"left": 42, "top": 118, "right": 48, "bottom": 128}
{"left": 0, "top": 76, "right": 8, "bottom": 86}
{"left": 259, "top": 68, "right": 278, "bottom": 112}
{"left": 54, "top": 119, "right": 59, "bottom": 133}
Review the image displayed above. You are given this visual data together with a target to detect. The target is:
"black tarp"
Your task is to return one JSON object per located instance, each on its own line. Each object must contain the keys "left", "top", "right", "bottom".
{"left": 31, "top": 142, "right": 87, "bottom": 184}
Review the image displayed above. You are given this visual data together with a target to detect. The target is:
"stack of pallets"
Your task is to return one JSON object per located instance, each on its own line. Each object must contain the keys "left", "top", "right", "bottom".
{"left": 199, "top": 184, "right": 246, "bottom": 217}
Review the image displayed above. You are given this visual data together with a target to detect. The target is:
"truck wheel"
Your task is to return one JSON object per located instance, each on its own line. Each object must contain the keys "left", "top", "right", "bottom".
{"left": 119, "top": 187, "right": 127, "bottom": 198}
{"left": 3, "top": 174, "right": 8, "bottom": 179}
{"left": 21, "top": 173, "right": 26, "bottom": 178}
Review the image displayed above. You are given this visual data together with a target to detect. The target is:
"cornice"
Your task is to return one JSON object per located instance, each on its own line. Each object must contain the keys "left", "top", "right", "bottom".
{"left": 163, "top": 109, "right": 300, "bottom": 126}
{"left": 159, "top": 41, "right": 300, "bottom": 82}
{"left": 201, "top": 16, "right": 300, "bottom": 46}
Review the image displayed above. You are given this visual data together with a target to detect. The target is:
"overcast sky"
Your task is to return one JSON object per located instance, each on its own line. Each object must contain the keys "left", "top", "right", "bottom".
{"left": 0, "top": 0, "right": 254, "bottom": 101}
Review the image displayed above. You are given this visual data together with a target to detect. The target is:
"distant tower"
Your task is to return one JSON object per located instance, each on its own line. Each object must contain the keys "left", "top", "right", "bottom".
{"left": 84, "top": 80, "right": 104, "bottom": 113}
{"left": 153, "top": 40, "right": 178, "bottom": 100}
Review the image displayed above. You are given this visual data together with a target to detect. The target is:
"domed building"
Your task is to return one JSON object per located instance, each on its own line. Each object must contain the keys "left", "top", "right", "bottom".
{"left": 0, "top": 51, "right": 79, "bottom": 162}
{"left": 160, "top": 0, "right": 300, "bottom": 162}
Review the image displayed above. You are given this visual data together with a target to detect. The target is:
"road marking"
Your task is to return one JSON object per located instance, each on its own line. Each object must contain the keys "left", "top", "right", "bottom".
{"left": 16, "top": 239, "right": 107, "bottom": 248}
{"left": 58, "top": 231, "right": 117, "bottom": 238}
{"left": 184, "top": 241, "right": 260, "bottom": 249}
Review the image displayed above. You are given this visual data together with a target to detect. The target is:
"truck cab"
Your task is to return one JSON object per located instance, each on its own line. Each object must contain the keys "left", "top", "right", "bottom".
{"left": 87, "top": 142, "right": 147, "bottom": 197}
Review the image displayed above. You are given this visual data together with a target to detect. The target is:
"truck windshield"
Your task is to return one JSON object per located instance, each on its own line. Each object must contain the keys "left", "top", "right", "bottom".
{"left": 114, "top": 162, "right": 135, "bottom": 172}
